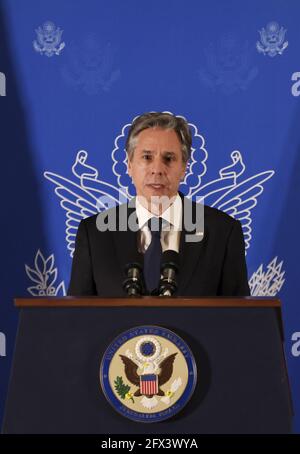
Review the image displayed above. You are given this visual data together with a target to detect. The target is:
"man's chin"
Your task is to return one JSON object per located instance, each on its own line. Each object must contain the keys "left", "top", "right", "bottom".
{"left": 137, "top": 190, "right": 176, "bottom": 214}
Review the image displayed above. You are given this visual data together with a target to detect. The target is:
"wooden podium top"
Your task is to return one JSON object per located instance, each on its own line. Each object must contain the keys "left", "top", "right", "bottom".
{"left": 14, "top": 296, "right": 281, "bottom": 308}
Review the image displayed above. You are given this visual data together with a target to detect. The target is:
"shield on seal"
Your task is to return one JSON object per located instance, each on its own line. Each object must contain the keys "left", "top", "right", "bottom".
{"left": 140, "top": 374, "right": 158, "bottom": 396}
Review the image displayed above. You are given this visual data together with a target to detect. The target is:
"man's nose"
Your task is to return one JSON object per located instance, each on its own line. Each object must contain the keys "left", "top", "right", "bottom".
{"left": 151, "top": 157, "right": 164, "bottom": 175}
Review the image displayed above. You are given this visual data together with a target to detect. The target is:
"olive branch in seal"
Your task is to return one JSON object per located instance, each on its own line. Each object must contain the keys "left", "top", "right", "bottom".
{"left": 114, "top": 376, "right": 135, "bottom": 403}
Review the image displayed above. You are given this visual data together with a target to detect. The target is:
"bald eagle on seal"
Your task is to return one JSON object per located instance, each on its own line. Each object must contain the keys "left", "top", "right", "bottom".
{"left": 119, "top": 353, "right": 177, "bottom": 398}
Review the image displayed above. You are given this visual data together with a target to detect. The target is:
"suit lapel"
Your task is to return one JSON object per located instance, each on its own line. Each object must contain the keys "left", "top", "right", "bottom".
{"left": 112, "top": 201, "right": 144, "bottom": 278}
{"left": 177, "top": 196, "right": 207, "bottom": 294}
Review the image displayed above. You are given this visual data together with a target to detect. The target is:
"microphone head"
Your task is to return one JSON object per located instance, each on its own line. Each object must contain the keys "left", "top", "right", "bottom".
{"left": 159, "top": 250, "right": 179, "bottom": 297}
{"left": 124, "top": 262, "right": 143, "bottom": 274}
{"left": 123, "top": 262, "right": 143, "bottom": 297}
{"left": 160, "top": 250, "right": 179, "bottom": 273}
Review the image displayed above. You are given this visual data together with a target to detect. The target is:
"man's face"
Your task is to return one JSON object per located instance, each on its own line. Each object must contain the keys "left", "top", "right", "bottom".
{"left": 127, "top": 128, "right": 187, "bottom": 209}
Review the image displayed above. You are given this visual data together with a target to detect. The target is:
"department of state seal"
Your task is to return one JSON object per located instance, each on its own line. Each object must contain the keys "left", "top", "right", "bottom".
{"left": 100, "top": 325, "right": 197, "bottom": 422}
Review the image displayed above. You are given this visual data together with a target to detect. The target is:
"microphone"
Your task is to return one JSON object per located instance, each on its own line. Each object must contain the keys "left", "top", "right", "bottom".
{"left": 123, "top": 262, "right": 143, "bottom": 297}
{"left": 158, "top": 250, "right": 179, "bottom": 297}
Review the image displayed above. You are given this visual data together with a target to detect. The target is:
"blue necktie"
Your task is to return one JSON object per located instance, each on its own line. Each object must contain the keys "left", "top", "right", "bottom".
{"left": 144, "top": 217, "right": 163, "bottom": 293}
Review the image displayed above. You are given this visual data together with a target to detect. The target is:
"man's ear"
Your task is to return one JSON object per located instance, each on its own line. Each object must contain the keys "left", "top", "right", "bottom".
{"left": 127, "top": 158, "right": 132, "bottom": 177}
{"left": 181, "top": 162, "right": 187, "bottom": 180}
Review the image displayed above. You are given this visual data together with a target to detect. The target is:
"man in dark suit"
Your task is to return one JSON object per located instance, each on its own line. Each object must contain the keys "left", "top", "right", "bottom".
{"left": 68, "top": 112, "right": 250, "bottom": 297}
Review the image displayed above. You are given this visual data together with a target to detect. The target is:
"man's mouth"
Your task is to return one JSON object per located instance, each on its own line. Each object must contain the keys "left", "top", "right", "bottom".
{"left": 147, "top": 184, "right": 165, "bottom": 189}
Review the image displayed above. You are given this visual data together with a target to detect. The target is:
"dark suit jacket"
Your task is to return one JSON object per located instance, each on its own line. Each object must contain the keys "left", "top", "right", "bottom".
{"left": 68, "top": 196, "right": 250, "bottom": 297}
{"left": 68, "top": 199, "right": 250, "bottom": 297}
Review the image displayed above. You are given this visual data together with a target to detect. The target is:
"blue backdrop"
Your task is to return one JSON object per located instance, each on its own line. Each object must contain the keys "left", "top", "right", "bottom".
{"left": 0, "top": 0, "right": 299, "bottom": 432}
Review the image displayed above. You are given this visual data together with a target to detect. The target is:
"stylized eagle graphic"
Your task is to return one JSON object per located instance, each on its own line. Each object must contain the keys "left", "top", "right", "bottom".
{"left": 44, "top": 120, "right": 274, "bottom": 257}
{"left": 42, "top": 114, "right": 285, "bottom": 297}
{"left": 119, "top": 353, "right": 177, "bottom": 398}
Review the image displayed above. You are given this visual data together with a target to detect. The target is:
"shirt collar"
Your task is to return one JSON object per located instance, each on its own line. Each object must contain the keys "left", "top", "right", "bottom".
{"left": 135, "top": 193, "right": 182, "bottom": 230}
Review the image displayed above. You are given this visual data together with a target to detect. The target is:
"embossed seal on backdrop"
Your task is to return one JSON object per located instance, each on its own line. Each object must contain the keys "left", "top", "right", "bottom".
{"left": 256, "top": 21, "right": 288, "bottom": 57}
{"left": 100, "top": 326, "right": 197, "bottom": 422}
{"left": 33, "top": 21, "right": 65, "bottom": 57}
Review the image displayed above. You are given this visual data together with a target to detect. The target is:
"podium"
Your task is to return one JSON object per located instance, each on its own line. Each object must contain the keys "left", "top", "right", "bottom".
{"left": 2, "top": 297, "right": 293, "bottom": 434}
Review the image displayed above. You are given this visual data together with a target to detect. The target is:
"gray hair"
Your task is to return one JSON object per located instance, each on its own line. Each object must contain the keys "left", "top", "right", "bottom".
{"left": 125, "top": 112, "right": 192, "bottom": 163}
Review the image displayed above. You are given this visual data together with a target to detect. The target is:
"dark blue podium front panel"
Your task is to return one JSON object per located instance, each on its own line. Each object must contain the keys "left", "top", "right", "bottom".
{"left": 2, "top": 306, "right": 292, "bottom": 434}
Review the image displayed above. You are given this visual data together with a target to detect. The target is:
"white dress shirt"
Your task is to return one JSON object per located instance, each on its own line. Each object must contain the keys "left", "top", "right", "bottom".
{"left": 135, "top": 193, "right": 182, "bottom": 253}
